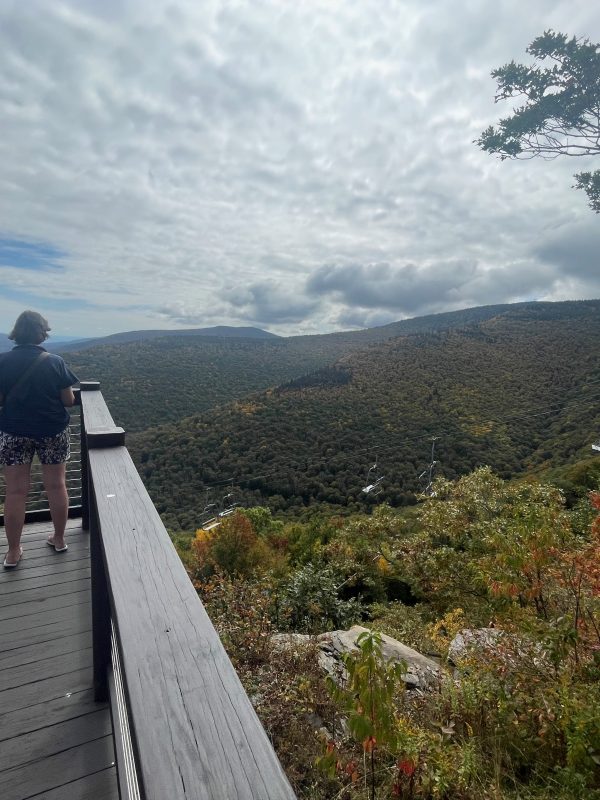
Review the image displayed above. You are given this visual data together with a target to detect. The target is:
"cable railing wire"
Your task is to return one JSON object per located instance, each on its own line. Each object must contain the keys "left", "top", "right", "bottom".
{"left": 0, "top": 408, "right": 82, "bottom": 514}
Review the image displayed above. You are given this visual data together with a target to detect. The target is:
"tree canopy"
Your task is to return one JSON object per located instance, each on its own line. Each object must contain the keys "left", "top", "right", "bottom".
{"left": 477, "top": 30, "right": 600, "bottom": 211}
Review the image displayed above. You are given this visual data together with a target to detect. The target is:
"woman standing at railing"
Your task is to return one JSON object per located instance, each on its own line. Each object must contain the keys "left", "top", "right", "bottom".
{"left": 0, "top": 311, "right": 78, "bottom": 568}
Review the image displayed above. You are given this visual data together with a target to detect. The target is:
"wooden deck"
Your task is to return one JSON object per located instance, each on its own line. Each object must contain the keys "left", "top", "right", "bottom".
{"left": 0, "top": 519, "right": 119, "bottom": 800}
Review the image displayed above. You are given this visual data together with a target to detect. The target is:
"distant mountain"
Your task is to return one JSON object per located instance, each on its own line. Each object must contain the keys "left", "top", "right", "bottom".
{"left": 55, "top": 325, "right": 279, "bottom": 353}
{"left": 61, "top": 299, "right": 600, "bottom": 435}
{"left": 127, "top": 300, "right": 600, "bottom": 529}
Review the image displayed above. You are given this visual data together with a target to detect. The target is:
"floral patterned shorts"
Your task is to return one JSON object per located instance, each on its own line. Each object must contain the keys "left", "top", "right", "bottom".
{"left": 0, "top": 429, "right": 71, "bottom": 466}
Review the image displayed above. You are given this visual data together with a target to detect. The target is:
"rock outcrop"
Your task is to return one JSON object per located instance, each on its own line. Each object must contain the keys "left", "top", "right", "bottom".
{"left": 272, "top": 625, "right": 441, "bottom": 691}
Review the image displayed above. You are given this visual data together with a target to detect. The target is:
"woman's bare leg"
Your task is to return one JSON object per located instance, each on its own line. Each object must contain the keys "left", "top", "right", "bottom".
{"left": 4, "top": 463, "right": 32, "bottom": 561}
{"left": 42, "top": 463, "right": 68, "bottom": 548}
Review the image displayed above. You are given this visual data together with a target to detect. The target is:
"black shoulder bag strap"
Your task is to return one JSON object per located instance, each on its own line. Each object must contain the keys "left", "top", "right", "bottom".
{"left": 4, "top": 351, "right": 50, "bottom": 404}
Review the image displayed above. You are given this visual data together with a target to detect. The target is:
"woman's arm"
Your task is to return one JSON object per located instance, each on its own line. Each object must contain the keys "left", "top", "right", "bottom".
{"left": 61, "top": 387, "right": 75, "bottom": 407}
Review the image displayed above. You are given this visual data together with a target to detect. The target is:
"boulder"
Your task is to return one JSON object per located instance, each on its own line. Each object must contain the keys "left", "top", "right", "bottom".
{"left": 270, "top": 632, "right": 313, "bottom": 652}
{"left": 270, "top": 625, "right": 441, "bottom": 691}
{"left": 317, "top": 625, "right": 441, "bottom": 691}
{"left": 448, "top": 628, "right": 505, "bottom": 665}
{"left": 448, "top": 628, "right": 549, "bottom": 671}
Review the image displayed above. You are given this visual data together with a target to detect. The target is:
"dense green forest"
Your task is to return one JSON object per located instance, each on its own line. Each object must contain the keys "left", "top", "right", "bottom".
{"left": 63, "top": 335, "right": 357, "bottom": 432}
{"left": 128, "top": 302, "right": 600, "bottom": 530}
{"left": 61, "top": 300, "right": 590, "bottom": 433}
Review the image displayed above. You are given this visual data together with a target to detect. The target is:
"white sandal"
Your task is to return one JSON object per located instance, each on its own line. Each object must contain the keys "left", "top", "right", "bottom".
{"left": 3, "top": 547, "right": 23, "bottom": 568}
{"left": 47, "top": 537, "right": 68, "bottom": 553}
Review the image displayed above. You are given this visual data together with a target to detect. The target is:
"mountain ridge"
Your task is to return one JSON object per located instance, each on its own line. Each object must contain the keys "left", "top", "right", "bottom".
{"left": 61, "top": 299, "right": 600, "bottom": 434}
{"left": 127, "top": 300, "right": 600, "bottom": 529}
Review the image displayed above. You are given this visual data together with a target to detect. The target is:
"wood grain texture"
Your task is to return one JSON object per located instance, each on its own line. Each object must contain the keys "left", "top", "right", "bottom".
{"left": 80, "top": 390, "right": 117, "bottom": 431}
{"left": 90, "top": 443, "right": 297, "bottom": 799}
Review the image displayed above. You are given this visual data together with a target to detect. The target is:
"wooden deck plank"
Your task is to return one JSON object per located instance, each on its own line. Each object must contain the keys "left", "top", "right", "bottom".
{"left": 0, "top": 735, "right": 116, "bottom": 800}
{"left": 0, "top": 689, "right": 101, "bottom": 741}
{"left": 0, "top": 648, "right": 93, "bottom": 692}
{"left": 0, "top": 708, "right": 112, "bottom": 771}
{"left": 0, "top": 631, "right": 92, "bottom": 670}
{"left": 0, "top": 520, "right": 81, "bottom": 544}
{"left": 0, "top": 601, "right": 90, "bottom": 636}
{"left": 0, "top": 520, "right": 118, "bottom": 800}
{"left": 6, "top": 532, "right": 84, "bottom": 549}
{"left": 0, "top": 576, "right": 90, "bottom": 603}
{"left": 33, "top": 766, "right": 118, "bottom": 800}
{"left": 0, "top": 667, "right": 94, "bottom": 716}
{"left": 0, "top": 590, "right": 90, "bottom": 621}
{"left": 5, "top": 537, "right": 88, "bottom": 556}
{"left": 0, "top": 615, "right": 90, "bottom": 654}
{"left": 10, "top": 544, "right": 88, "bottom": 565}
{"left": 0, "top": 555, "right": 90, "bottom": 580}
{"left": 0, "top": 569, "right": 91, "bottom": 596}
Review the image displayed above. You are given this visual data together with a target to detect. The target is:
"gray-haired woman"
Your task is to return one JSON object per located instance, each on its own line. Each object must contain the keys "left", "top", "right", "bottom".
{"left": 0, "top": 310, "right": 78, "bottom": 568}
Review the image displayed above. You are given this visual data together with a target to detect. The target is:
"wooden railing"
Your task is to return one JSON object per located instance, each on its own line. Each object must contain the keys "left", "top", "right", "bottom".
{"left": 78, "top": 382, "right": 297, "bottom": 800}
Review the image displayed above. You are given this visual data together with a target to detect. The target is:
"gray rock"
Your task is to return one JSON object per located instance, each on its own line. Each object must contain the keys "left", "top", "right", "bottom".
{"left": 270, "top": 625, "right": 441, "bottom": 691}
{"left": 449, "top": 628, "right": 549, "bottom": 670}
{"left": 270, "top": 633, "right": 313, "bottom": 651}
{"left": 448, "top": 628, "right": 504, "bottom": 664}
{"left": 317, "top": 625, "right": 441, "bottom": 691}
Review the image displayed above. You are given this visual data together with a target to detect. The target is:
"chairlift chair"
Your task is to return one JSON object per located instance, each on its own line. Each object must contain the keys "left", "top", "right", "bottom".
{"left": 362, "top": 477, "right": 384, "bottom": 496}
{"left": 362, "top": 458, "right": 384, "bottom": 496}
{"left": 218, "top": 491, "right": 239, "bottom": 518}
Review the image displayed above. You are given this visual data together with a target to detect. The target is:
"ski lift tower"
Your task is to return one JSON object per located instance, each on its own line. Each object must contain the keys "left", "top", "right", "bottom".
{"left": 418, "top": 436, "right": 439, "bottom": 497}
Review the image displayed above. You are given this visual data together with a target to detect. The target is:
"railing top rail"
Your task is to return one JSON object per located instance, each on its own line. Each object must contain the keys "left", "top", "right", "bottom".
{"left": 80, "top": 387, "right": 296, "bottom": 800}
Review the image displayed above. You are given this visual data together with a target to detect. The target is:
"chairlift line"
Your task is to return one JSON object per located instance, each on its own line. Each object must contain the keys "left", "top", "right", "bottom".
{"left": 197, "top": 385, "right": 600, "bottom": 500}
{"left": 361, "top": 453, "right": 385, "bottom": 496}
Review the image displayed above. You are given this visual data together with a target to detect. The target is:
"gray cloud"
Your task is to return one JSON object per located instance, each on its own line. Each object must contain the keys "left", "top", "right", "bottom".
{"left": 307, "top": 261, "right": 477, "bottom": 315}
{"left": 534, "top": 223, "right": 600, "bottom": 281}
{"left": 222, "top": 281, "right": 320, "bottom": 325}
{"left": 0, "top": 0, "right": 598, "bottom": 336}
{"left": 306, "top": 258, "right": 559, "bottom": 319}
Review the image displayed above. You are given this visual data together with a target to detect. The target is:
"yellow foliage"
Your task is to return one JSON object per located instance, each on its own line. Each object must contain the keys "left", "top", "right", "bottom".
{"left": 376, "top": 556, "right": 392, "bottom": 574}
{"left": 427, "top": 608, "right": 466, "bottom": 656}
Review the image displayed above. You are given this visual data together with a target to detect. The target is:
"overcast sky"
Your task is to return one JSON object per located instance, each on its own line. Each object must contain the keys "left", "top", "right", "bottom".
{"left": 0, "top": 0, "right": 598, "bottom": 337}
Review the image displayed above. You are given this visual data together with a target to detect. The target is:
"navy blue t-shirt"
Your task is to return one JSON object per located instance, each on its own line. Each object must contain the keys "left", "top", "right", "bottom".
{"left": 0, "top": 345, "right": 79, "bottom": 439}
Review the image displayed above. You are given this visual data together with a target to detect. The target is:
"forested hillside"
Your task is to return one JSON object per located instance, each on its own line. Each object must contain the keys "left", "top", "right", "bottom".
{"left": 62, "top": 300, "right": 598, "bottom": 433}
{"left": 62, "top": 335, "right": 367, "bottom": 432}
{"left": 129, "top": 302, "right": 600, "bottom": 529}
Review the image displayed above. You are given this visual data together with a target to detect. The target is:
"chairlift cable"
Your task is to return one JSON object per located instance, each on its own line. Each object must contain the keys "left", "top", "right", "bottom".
{"left": 199, "top": 388, "right": 600, "bottom": 491}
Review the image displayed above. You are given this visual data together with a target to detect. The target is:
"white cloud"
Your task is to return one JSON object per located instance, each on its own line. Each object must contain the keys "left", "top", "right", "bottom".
{"left": 0, "top": 0, "right": 598, "bottom": 336}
